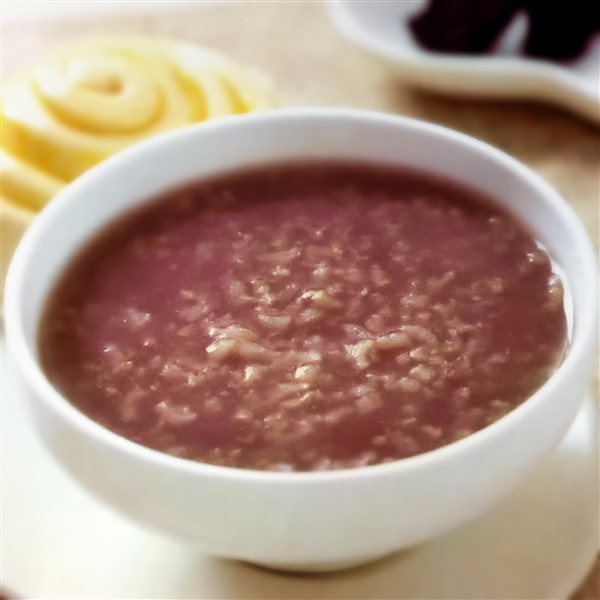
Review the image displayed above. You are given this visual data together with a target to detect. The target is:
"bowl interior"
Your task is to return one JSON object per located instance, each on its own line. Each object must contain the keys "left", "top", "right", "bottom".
{"left": 6, "top": 110, "right": 596, "bottom": 412}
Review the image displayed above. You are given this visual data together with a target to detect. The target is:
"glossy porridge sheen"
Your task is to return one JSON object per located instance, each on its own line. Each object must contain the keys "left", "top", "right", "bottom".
{"left": 39, "top": 163, "right": 568, "bottom": 471}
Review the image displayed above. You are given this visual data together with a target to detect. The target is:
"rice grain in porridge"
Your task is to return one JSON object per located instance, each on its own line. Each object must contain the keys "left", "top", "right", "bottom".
{"left": 39, "top": 163, "right": 568, "bottom": 471}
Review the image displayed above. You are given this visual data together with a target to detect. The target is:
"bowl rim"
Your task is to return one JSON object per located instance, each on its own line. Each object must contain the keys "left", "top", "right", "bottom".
{"left": 4, "top": 107, "right": 598, "bottom": 483}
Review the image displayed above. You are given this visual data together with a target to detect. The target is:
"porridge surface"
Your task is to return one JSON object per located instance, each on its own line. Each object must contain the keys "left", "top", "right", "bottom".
{"left": 40, "top": 163, "right": 567, "bottom": 471}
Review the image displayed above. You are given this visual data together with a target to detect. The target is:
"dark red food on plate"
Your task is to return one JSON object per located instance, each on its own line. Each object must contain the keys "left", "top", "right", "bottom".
{"left": 39, "top": 163, "right": 568, "bottom": 472}
{"left": 409, "top": 0, "right": 600, "bottom": 60}
{"left": 523, "top": 0, "right": 600, "bottom": 60}
{"left": 409, "top": 0, "right": 522, "bottom": 54}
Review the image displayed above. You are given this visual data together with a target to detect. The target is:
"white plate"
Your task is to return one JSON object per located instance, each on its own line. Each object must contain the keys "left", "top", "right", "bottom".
{"left": 1, "top": 335, "right": 598, "bottom": 599}
{"left": 327, "top": 0, "right": 600, "bottom": 123}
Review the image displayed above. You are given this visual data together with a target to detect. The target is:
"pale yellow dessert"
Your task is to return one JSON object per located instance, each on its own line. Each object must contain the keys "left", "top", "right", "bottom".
{"left": 1, "top": 37, "right": 276, "bottom": 291}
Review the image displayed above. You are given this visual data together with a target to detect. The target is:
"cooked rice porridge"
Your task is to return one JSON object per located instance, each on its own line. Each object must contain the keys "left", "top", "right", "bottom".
{"left": 39, "top": 163, "right": 568, "bottom": 471}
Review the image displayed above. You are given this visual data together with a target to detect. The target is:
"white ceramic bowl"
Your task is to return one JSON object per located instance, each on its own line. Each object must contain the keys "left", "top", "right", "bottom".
{"left": 4, "top": 109, "right": 598, "bottom": 572}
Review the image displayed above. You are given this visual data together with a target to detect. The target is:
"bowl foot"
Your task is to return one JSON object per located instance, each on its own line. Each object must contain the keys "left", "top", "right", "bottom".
{"left": 243, "top": 552, "right": 396, "bottom": 574}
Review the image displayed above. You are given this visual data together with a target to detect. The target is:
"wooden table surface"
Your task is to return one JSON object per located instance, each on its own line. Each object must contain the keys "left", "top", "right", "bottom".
{"left": 1, "top": 1, "right": 598, "bottom": 598}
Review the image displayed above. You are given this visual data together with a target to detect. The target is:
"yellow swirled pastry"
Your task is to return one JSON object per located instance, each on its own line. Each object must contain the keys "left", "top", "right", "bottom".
{"left": 1, "top": 36, "right": 276, "bottom": 289}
